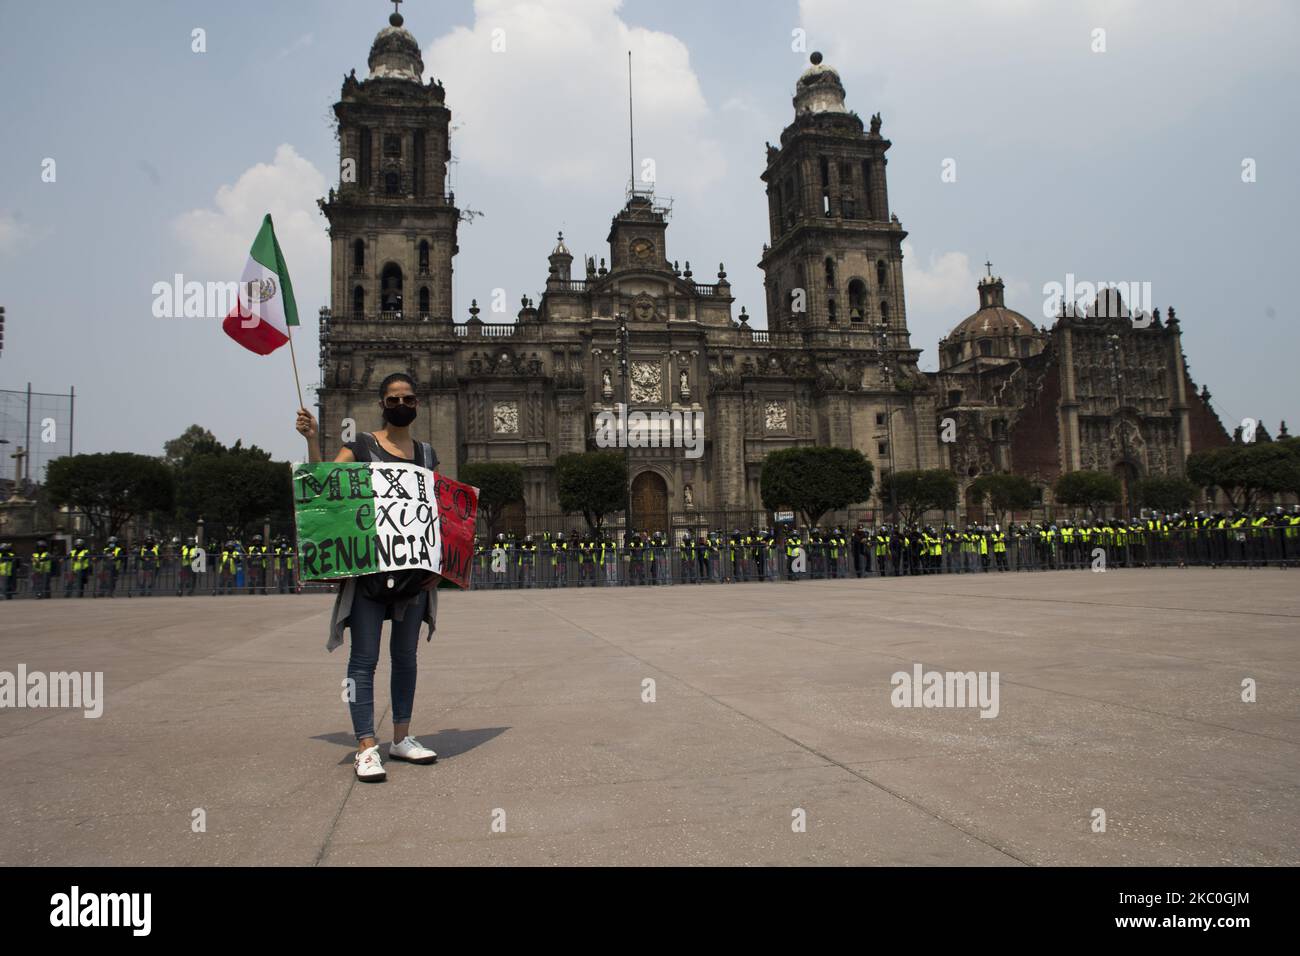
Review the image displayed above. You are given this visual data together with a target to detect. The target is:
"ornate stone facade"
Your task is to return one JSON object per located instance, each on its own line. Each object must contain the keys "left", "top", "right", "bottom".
{"left": 316, "top": 19, "right": 939, "bottom": 532}
{"left": 934, "top": 278, "right": 1230, "bottom": 515}
{"left": 316, "top": 14, "right": 1227, "bottom": 531}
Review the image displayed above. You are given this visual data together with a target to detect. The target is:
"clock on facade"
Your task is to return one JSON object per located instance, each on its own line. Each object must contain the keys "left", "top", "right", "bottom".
{"left": 630, "top": 238, "right": 654, "bottom": 262}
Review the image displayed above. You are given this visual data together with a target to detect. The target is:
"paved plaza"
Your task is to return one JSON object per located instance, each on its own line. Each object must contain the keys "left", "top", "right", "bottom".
{"left": 0, "top": 568, "right": 1296, "bottom": 866}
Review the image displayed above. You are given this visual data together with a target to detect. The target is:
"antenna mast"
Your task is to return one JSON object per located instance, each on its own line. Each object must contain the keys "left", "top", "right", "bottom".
{"left": 628, "top": 50, "right": 635, "bottom": 193}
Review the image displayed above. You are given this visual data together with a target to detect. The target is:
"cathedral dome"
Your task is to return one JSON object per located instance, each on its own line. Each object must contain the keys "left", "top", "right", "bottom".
{"left": 368, "top": 12, "right": 424, "bottom": 82}
{"left": 794, "top": 52, "right": 848, "bottom": 115}
{"left": 940, "top": 275, "right": 1043, "bottom": 369}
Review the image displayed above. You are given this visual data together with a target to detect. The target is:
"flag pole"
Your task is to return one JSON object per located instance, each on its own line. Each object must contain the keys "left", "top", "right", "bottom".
{"left": 286, "top": 324, "right": 305, "bottom": 410}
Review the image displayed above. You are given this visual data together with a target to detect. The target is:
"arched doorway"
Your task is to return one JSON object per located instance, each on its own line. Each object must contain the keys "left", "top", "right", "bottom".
{"left": 630, "top": 471, "right": 669, "bottom": 535}
{"left": 964, "top": 482, "right": 985, "bottom": 525}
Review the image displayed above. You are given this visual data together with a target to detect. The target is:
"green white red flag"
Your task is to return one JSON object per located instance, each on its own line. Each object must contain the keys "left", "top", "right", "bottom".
{"left": 222, "top": 213, "right": 299, "bottom": 355}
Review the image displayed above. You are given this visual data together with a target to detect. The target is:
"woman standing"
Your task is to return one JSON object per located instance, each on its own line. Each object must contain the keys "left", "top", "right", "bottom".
{"left": 296, "top": 372, "right": 440, "bottom": 782}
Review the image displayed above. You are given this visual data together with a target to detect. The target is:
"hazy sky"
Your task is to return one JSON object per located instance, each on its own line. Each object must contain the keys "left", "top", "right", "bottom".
{"left": 1, "top": 0, "right": 1296, "bottom": 471}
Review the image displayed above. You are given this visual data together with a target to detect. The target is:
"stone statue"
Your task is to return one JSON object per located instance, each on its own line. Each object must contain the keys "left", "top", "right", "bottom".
{"left": 684, "top": 485, "right": 694, "bottom": 509}
{"left": 679, "top": 368, "right": 689, "bottom": 396}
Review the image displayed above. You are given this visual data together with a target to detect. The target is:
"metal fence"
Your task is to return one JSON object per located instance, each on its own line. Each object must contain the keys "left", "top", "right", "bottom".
{"left": 461, "top": 524, "right": 1300, "bottom": 590}
{"left": 4, "top": 526, "right": 1295, "bottom": 599}
{"left": 0, "top": 384, "right": 75, "bottom": 487}
{"left": 2, "top": 553, "right": 332, "bottom": 600}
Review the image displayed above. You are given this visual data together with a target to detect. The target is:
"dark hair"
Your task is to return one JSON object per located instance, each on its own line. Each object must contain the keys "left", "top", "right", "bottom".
{"left": 378, "top": 372, "right": 415, "bottom": 399}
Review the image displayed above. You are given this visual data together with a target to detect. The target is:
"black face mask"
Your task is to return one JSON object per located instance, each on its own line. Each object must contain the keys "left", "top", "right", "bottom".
{"left": 382, "top": 404, "right": 417, "bottom": 427}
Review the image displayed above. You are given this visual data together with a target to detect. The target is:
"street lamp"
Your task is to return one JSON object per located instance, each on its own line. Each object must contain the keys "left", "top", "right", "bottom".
{"left": 1108, "top": 332, "right": 1130, "bottom": 517}
{"left": 876, "top": 319, "right": 898, "bottom": 522}
{"left": 617, "top": 312, "right": 633, "bottom": 539}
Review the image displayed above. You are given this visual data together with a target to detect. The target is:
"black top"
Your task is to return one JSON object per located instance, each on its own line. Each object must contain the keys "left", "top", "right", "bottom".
{"left": 342, "top": 432, "right": 440, "bottom": 609}
{"left": 345, "top": 432, "right": 438, "bottom": 470}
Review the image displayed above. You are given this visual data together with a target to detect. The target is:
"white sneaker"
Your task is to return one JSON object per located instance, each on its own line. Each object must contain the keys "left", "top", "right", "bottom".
{"left": 354, "top": 744, "right": 387, "bottom": 782}
{"left": 389, "top": 735, "right": 438, "bottom": 765}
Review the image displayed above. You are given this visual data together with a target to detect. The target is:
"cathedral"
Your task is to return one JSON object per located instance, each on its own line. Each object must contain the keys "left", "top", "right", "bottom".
{"left": 315, "top": 9, "right": 1228, "bottom": 534}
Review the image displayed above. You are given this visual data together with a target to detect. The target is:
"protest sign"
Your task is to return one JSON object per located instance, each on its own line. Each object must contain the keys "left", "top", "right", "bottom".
{"left": 291, "top": 461, "right": 479, "bottom": 589}
{"left": 431, "top": 473, "right": 478, "bottom": 589}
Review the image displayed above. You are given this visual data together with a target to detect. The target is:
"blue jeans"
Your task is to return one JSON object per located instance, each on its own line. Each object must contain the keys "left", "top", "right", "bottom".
{"left": 346, "top": 590, "right": 427, "bottom": 742}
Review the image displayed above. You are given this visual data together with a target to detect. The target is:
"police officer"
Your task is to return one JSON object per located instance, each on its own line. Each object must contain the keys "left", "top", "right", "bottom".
{"left": 626, "top": 529, "right": 645, "bottom": 586}
{"left": 272, "top": 536, "right": 295, "bottom": 594}
{"left": 646, "top": 530, "right": 662, "bottom": 585}
{"left": 97, "top": 537, "right": 125, "bottom": 597}
{"left": 30, "top": 540, "right": 53, "bottom": 598}
{"left": 550, "top": 531, "right": 568, "bottom": 587}
{"left": 677, "top": 533, "right": 695, "bottom": 584}
{"left": 65, "top": 538, "right": 92, "bottom": 597}
{"left": 752, "top": 529, "right": 769, "bottom": 582}
{"left": 600, "top": 532, "right": 618, "bottom": 585}
{"left": 0, "top": 542, "right": 17, "bottom": 600}
{"left": 137, "top": 535, "right": 160, "bottom": 596}
{"left": 784, "top": 528, "right": 802, "bottom": 580}
{"left": 245, "top": 534, "right": 268, "bottom": 594}
{"left": 517, "top": 534, "right": 538, "bottom": 588}
{"left": 217, "top": 539, "right": 241, "bottom": 595}
{"left": 177, "top": 536, "right": 200, "bottom": 596}
{"left": 728, "top": 528, "right": 746, "bottom": 582}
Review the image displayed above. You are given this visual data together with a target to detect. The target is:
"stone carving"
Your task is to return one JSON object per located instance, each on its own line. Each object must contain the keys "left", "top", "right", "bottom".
{"left": 633, "top": 294, "right": 655, "bottom": 322}
{"left": 679, "top": 368, "right": 690, "bottom": 399}
{"left": 684, "top": 484, "right": 694, "bottom": 509}
{"left": 630, "top": 361, "right": 661, "bottom": 404}
{"left": 602, "top": 367, "right": 613, "bottom": 399}
{"left": 765, "top": 400, "right": 789, "bottom": 432}
{"left": 493, "top": 400, "right": 519, "bottom": 434}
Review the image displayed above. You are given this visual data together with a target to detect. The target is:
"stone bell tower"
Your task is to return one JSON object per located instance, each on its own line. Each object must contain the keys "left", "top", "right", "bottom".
{"left": 759, "top": 51, "right": 913, "bottom": 354}
{"left": 316, "top": 5, "right": 462, "bottom": 468}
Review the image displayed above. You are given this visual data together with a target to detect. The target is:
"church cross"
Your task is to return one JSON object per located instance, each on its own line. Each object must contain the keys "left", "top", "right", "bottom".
{"left": 984, "top": 259, "right": 993, "bottom": 278}
{"left": 391, "top": 0, "right": 402, "bottom": 14}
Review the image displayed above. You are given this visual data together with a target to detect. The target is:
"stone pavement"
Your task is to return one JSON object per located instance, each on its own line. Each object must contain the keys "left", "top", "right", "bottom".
{"left": 1, "top": 568, "right": 1296, "bottom": 866}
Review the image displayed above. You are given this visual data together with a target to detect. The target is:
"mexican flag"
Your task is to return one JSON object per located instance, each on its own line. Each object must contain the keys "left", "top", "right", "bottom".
{"left": 222, "top": 214, "right": 299, "bottom": 355}
{"left": 291, "top": 461, "right": 481, "bottom": 589}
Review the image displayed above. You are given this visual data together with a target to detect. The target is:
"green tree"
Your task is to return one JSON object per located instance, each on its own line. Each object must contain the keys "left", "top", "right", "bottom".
{"left": 1133, "top": 475, "right": 1197, "bottom": 513}
{"left": 460, "top": 461, "right": 524, "bottom": 536}
{"left": 163, "top": 424, "right": 223, "bottom": 467}
{"left": 1187, "top": 443, "right": 1300, "bottom": 510}
{"left": 760, "top": 446, "right": 874, "bottom": 527}
{"left": 45, "top": 453, "right": 176, "bottom": 540}
{"left": 966, "top": 473, "right": 1039, "bottom": 526}
{"left": 877, "top": 469, "right": 957, "bottom": 526}
{"left": 1054, "top": 469, "right": 1122, "bottom": 517}
{"left": 555, "top": 452, "right": 628, "bottom": 531}
{"left": 178, "top": 453, "right": 292, "bottom": 540}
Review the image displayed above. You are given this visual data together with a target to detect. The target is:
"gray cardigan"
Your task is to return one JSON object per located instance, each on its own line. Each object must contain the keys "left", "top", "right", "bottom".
{"left": 326, "top": 576, "right": 438, "bottom": 652}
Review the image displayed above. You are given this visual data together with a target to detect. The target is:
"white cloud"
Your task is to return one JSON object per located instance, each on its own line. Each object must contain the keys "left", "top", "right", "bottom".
{"left": 171, "top": 144, "right": 329, "bottom": 314}
{"left": 0, "top": 213, "right": 33, "bottom": 255}
{"left": 902, "top": 242, "right": 1036, "bottom": 367}
{"left": 276, "top": 32, "right": 314, "bottom": 59}
{"left": 423, "top": 0, "right": 725, "bottom": 196}
{"left": 902, "top": 242, "right": 979, "bottom": 319}
{"left": 798, "top": 0, "right": 1299, "bottom": 145}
